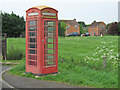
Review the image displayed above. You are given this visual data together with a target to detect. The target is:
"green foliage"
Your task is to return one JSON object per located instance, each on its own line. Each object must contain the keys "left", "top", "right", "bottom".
{"left": 107, "top": 22, "right": 119, "bottom": 35}
{"left": 86, "top": 24, "right": 91, "bottom": 27}
{"left": 106, "top": 23, "right": 112, "bottom": 29}
{"left": 2, "top": 12, "right": 25, "bottom": 37}
{"left": 7, "top": 48, "right": 24, "bottom": 60}
{"left": 9, "top": 36, "right": 118, "bottom": 88}
{"left": 79, "top": 25, "right": 83, "bottom": 34}
{"left": 10, "top": 58, "right": 25, "bottom": 75}
{"left": 78, "top": 21, "right": 86, "bottom": 27}
{"left": 58, "top": 22, "right": 66, "bottom": 37}
{"left": 79, "top": 25, "right": 88, "bottom": 34}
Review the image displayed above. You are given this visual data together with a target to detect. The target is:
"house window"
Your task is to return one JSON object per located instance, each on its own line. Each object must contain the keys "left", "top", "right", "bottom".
{"left": 102, "top": 26, "right": 104, "bottom": 29}
{"left": 66, "top": 25, "right": 69, "bottom": 29}
{"left": 75, "top": 25, "right": 78, "bottom": 29}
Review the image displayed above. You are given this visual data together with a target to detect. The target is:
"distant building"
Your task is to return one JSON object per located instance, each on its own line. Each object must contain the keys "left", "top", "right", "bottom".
{"left": 59, "top": 19, "right": 80, "bottom": 36}
{"left": 88, "top": 21, "right": 106, "bottom": 36}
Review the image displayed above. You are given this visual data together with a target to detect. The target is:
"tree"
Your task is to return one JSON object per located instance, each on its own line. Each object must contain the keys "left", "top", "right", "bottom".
{"left": 58, "top": 22, "right": 66, "bottom": 37}
{"left": 2, "top": 12, "right": 25, "bottom": 37}
{"left": 79, "top": 25, "right": 83, "bottom": 34}
{"left": 78, "top": 21, "right": 86, "bottom": 27}
{"left": 107, "top": 22, "right": 119, "bottom": 35}
{"left": 86, "top": 24, "right": 91, "bottom": 27}
{"left": 106, "top": 23, "right": 112, "bottom": 29}
{"left": 79, "top": 25, "right": 88, "bottom": 34}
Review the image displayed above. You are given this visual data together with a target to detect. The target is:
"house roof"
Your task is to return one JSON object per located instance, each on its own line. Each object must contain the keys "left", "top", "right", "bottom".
{"left": 59, "top": 19, "right": 79, "bottom": 26}
{"left": 90, "top": 21, "right": 106, "bottom": 27}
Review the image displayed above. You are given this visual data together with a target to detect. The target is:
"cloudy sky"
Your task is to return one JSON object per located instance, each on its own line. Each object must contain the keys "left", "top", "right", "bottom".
{"left": 0, "top": 0, "right": 119, "bottom": 24}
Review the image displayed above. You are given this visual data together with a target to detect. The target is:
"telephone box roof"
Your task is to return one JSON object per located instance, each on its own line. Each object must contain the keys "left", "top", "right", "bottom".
{"left": 27, "top": 5, "right": 58, "bottom": 12}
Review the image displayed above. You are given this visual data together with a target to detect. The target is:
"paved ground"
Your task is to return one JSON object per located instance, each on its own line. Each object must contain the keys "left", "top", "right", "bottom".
{"left": 3, "top": 71, "right": 81, "bottom": 88}
{"left": 1, "top": 64, "right": 87, "bottom": 89}
{"left": 0, "top": 64, "right": 13, "bottom": 89}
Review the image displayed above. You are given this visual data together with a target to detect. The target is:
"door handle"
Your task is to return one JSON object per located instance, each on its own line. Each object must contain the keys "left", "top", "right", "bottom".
{"left": 42, "top": 39, "right": 44, "bottom": 42}
{"left": 42, "top": 38, "right": 46, "bottom": 44}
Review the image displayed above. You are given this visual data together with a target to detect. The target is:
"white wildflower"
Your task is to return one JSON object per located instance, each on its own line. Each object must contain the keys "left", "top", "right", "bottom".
{"left": 101, "top": 49, "right": 103, "bottom": 52}
{"left": 104, "top": 42, "right": 106, "bottom": 44}
{"left": 110, "top": 55, "right": 115, "bottom": 59}
{"left": 101, "top": 41, "right": 103, "bottom": 43}
{"left": 96, "top": 58, "right": 99, "bottom": 60}
{"left": 103, "top": 53, "right": 106, "bottom": 56}
{"left": 106, "top": 48, "right": 108, "bottom": 51}
{"left": 110, "top": 50, "right": 113, "bottom": 52}
{"left": 99, "top": 50, "right": 101, "bottom": 53}
{"left": 117, "top": 53, "right": 119, "bottom": 57}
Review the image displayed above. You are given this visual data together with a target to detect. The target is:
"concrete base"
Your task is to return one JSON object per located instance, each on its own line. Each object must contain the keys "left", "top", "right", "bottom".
{"left": 25, "top": 72, "right": 58, "bottom": 76}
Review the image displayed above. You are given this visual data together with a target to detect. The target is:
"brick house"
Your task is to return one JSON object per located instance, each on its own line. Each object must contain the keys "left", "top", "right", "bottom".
{"left": 59, "top": 19, "right": 80, "bottom": 36}
{"left": 88, "top": 21, "right": 106, "bottom": 36}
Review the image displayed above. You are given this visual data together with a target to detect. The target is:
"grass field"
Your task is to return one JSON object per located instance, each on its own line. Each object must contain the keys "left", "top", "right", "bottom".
{"left": 7, "top": 36, "right": 118, "bottom": 88}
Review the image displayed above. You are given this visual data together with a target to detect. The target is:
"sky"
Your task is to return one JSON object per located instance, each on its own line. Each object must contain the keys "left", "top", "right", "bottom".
{"left": 0, "top": 0, "right": 119, "bottom": 24}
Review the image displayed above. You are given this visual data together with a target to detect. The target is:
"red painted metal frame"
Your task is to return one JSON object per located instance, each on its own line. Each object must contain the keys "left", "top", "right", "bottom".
{"left": 26, "top": 7, "right": 58, "bottom": 75}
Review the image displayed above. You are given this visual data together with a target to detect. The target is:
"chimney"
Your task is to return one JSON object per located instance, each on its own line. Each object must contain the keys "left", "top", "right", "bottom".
{"left": 73, "top": 18, "right": 76, "bottom": 21}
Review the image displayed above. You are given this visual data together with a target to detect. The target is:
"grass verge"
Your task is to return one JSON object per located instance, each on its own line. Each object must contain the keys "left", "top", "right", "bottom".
{"left": 8, "top": 36, "right": 118, "bottom": 88}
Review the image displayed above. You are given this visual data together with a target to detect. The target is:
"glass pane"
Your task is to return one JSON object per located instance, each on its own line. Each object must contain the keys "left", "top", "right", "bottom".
{"left": 47, "top": 21, "right": 53, "bottom": 26}
{"left": 30, "top": 44, "right": 36, "bottom": 48}
{"left": 47, "top": 27, "right": 54, "bottom": 31}
{"left": 30, "top": 50, "right": 36, "bottom": 54}
{"left": 47, "top": 38, "right": 53, "bottom": 43}
{"left": 29, "top": 27, "right": 36, "bottom": 31}
{"left": 47, "top": 44, "right": 53, "bottom": 48}
{"left": 30, "top": 32, "right": 36, "bottom": 37}
{"left": 46, "top": 50, "right": 53, "bottom": 54}
{"left": 30, "top": 38, "right": 35, "bottom": 43}
{"left": 47, "top": 32, "right": 53, "bottom": 37}
{"left": 29, "top": 61, "right": 37, "bottom": 66}
{"left": 28, "top": 55, "right": 36, "bottom": 60}
{"left": 47, "top": 56, "right": 53, "bottom": 60}
{"left": 29, "top": 20, "right": 36, "bottom": 25}
{"left": 47, "top": 61, "right": 54, "bottom": 65}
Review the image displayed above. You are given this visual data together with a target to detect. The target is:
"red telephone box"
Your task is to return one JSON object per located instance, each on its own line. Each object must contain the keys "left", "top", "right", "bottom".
{"left": 26, "top": 6, "right": 58, "bottom": 75}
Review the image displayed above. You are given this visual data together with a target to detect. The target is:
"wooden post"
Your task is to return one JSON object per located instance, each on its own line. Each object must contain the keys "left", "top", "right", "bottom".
{"left": 2, "top": 33, "right": 7, "bottom": 60}
{"left": 103, "top": 57, "right": 106, "bottom": 69}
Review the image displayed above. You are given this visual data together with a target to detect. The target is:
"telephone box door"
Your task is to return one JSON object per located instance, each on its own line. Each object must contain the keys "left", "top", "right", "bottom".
{"left": 42, "top": 19, "right": 58, "bottom": 74}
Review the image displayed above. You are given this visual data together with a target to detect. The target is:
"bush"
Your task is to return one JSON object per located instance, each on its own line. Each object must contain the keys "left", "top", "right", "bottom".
{"left": 58, "top": 22, "right": 66, "bottom": 37}
{"left": 7, "top": 48, "right": 24, "bottom": 60}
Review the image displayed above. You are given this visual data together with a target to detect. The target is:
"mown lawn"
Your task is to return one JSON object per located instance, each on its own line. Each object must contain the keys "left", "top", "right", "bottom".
{"left": 8, "top": 36, "right": 118, "bottom": 88}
